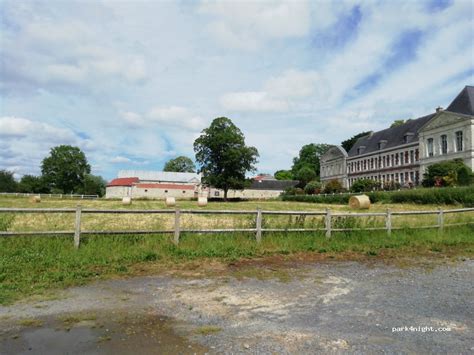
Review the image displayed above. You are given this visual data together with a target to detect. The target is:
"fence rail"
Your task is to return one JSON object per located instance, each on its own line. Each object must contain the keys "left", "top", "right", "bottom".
{"left": 0, "top": 193, "right": 99, "bottom": 199}
{"left": 0, "top": 207, "right": 473, "bottom": 248}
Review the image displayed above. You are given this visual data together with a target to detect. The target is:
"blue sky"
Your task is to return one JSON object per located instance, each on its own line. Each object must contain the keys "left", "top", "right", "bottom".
{"left": 0, "top": 0, "right": 473, "bottom": 180}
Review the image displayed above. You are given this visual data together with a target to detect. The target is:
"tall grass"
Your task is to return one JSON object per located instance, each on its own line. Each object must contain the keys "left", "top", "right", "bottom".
{"left": 1, "top": 225, "right": 473, "bottom": 305}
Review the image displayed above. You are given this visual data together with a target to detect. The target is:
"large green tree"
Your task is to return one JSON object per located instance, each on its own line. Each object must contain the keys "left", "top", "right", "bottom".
{"left": 291, "top": 143, "right": 330, "bottom": 180}
{"left": 0, "top": 170, "right": 17, "bottom": 192}
{"left": 341, "top": 131, "right": 371, "bottom": 152}
{"left": 41, "top": 145, "right": 91, "bottom": 193}
{"left": 194, "top": 117, "right": 259, "bottom": 201}
{"left": 163, "top": 156, "right": 196, "bottom": 173}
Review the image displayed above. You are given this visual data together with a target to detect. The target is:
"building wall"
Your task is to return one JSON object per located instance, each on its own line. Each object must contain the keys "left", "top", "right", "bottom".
{"left": 320, "top": 146, "right": 348, "bottom": 188}
{"left": 347, "top": 143, "right": 420, "bottom": 188}
{"left": 106, "top": 186, "right": 132, "bottom": 198}
{"left": 132, "top": 186, "right": 196, "bottom": 199}
{"left": 419, "top": 112, "right": 474, "bottom": 175}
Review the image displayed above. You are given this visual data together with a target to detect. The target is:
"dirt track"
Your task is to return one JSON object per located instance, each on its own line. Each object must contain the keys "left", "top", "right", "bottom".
{"left": 1, "top": 258, "right": 473, "bottom": 354}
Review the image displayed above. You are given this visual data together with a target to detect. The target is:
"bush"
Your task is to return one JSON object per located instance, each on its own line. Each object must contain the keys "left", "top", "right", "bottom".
{"left": 281, "top": 186, "right": 474, "bottom": 206}
{"left": 323, "top": 179, "right": 345, "bottom": 194}
{"left": 350, "top": 178, "right": 380, "bottom": 193}
{"left": 422, "top": 159, "right": 472, "bottom": 187}
{"left": 304, "top": 181, "right": 322, "bottom": 195}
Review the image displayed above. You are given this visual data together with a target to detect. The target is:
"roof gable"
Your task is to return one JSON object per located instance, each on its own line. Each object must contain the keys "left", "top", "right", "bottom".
{"left": 446, "top": 86, "right": 474, "bottom": 116}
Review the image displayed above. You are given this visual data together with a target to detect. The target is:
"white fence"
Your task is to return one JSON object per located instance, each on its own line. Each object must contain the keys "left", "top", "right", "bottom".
{"left": 0, "top": 193, "right": 99, "bottom": 199}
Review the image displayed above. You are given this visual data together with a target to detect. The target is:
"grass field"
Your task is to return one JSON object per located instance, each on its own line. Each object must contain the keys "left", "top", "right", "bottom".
{"left": 0, "top": 196, "right": 473, "bottom": 305}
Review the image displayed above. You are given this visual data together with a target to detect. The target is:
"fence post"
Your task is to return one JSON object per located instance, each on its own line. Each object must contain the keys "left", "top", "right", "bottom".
{"left": 325, "top": 208, "right": 332, "bottom": 238}
{"left": 438, "top": 208, "right": 444, "bottom": 232}
{"left": 74, "top": 205, "right": 82, "bottom": 249}
{"left": 174, "top": 208, "right": 180, "bottom": 245}
{"left": 256, "top": 208, "right": 262, "bottom": 243}
{"left": 386, "top": 208, "right": 392, "bottom": 236}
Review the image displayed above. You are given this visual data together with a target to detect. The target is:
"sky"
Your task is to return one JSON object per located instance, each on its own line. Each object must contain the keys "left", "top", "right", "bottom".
{"left": 0, "top": 0, "right": 473, "bottom": 181}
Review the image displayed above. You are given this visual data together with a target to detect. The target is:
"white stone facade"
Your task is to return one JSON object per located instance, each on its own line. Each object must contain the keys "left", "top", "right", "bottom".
{"left": 419, "top": 111, "right": 474, "bottom": 175}
{"left": 320, "top": 86, "right": 474, "bottom": 189}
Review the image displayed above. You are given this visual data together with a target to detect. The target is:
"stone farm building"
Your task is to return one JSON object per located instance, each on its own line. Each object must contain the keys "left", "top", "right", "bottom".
{"left": 106, "top": 170, "right": 202, "bottom": 199}
{"left": 106, "top": 170, "right": 298, "bottom": 199}
{"left": 321, "top": 86, "right": 474, "bottom": 189}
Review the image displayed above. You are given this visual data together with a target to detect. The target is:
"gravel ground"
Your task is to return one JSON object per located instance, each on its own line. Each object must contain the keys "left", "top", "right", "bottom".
{"left": 1, "top": 258, "right": 473, "bottom": 354}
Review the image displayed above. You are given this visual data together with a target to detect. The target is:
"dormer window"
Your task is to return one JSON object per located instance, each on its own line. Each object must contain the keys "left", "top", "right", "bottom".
{"left": 403, "top": 132, "right": 414, "bottom": 144}
{"left": 378, "top": 140, "right": 387, "bottom": 150}
{"left": 357, "top": 146, "right": 366, "bottom": 155}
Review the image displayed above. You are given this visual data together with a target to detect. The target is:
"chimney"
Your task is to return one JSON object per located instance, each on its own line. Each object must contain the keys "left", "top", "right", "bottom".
{"left": 436, "top": 106, "right": 443, "bottom": 112}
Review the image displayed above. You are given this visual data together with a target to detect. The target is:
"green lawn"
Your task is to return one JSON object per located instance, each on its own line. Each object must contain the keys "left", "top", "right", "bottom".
{"left": 0, "top": 196, "right": 473, "bottom": 305}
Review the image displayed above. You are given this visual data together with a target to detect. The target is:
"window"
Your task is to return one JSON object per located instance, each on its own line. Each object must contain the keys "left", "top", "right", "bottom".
{"left": 441, "top": 135, "right": 448, "bottom": 154}
{"left": 405, "top": 151, "right": 409, "bottom": 164}
{"left": 164, "top": 190, "right": 168, "bottom": 193}
{"left": 410, "top": 150, "right": 414, "bottom": 164}
{"left": 427, "top": 138, "right": 434, "bottom": 157}
{"left": 455, "top": 131, "right": 463, "bottom": 152}
{"left": 145, "top": 189, "right": 148, "bottom": 192}
{"left": 214, "top": 191, "right": 220, "bottom": 196}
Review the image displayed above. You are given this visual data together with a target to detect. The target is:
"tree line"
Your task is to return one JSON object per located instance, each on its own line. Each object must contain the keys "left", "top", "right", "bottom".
{"left": 0, "top": 145, "right": 106, "bottom": 196}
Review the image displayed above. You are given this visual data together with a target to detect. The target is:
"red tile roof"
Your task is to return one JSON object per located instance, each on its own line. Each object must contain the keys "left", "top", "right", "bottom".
{"left": 135, "top": 183, "right": 195, "bottom": 190}
{"left": 107, "top": 177, "right": 139, "bottom": 187}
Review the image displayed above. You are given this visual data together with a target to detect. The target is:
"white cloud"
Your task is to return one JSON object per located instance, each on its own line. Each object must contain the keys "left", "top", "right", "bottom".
{"left": 220, "top": 91, "right": 288, "bottom": 112}
{"left": 120, "top": 111, "right": 145, "bottom": 128}
{"left": 0, "top": 116, "right": 93, "bottom": 177}
{"left": 199, "top": 0, "right": 311, "bottom": 50}
{"left": 110, "top": 156, "right": 132, "bottom": 164}
{"left": 264, "top": 69, "right": 325, "bottom": 99}
{"left": 147, "top": 106, "right": 206, "bottom": 130}
{"left": 220, "top": 69, "right": 327, "bottom": 112}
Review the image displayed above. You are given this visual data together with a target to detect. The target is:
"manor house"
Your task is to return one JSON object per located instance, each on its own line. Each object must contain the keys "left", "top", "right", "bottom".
{"left": 320, "top": 86, "right": 474, "bottom": 189}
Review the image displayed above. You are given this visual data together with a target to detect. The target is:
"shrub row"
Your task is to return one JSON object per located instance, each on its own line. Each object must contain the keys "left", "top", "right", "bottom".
{"left": 281, "top": 186, "right": 474, "bottom": 205}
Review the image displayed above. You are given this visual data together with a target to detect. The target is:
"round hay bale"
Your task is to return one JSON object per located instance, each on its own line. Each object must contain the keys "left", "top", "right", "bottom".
{"left": 122, "top": 196, "right": 132, "bottom": 205}
{"left": 349, "top": 194, "right": 370, "bottom": 209}
{"left": 165, "top": 196, "right": 176, "bottom": 207}
{"left": 197, "top": 197, "right": 208, "bottom": 207}
{"left": 29, "top": 195, "right": 41, "bottom": 203}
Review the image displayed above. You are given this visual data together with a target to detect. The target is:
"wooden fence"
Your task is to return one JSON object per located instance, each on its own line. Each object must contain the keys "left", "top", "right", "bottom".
{"left": 0, "top": 207, "right": 472, "bottom": 248}
{"left": 0, "top": 193, "right": 99, "bottom": 199}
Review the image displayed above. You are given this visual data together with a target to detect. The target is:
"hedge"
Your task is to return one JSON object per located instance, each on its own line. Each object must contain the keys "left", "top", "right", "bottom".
{"left": 281, "top": 186, "right": 474, "bottom": 206}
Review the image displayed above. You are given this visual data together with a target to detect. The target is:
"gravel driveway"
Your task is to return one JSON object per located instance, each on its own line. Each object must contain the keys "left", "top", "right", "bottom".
{"left": 1, "top": 258, "right": 473, "bottom": 354}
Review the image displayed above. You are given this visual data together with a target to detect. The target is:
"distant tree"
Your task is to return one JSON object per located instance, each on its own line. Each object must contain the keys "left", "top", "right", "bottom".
{"left": 163, "top": 156, "right": 196, "bottom": 173}
{"left": 274, "top": 170, "right": 293, "bottom": 180}
{"left": 294, "top": 166, "right": 317, "bottom": 187}
{"left": 194, "top": 117, "right": 259, "bottom": 201}
{"left": 291, "top": 143, "right": 330, "bottom": 179}
{"left": 18, "top": 175, "right": 49, "bottom": 193}
{"left": 341, "top": 131, "right": 371, "bottom": 152}
{"left": 390, "top": 119, "right": 406, "bottom": 128}
{"left": 78, "top": 174, "right": 107, "bottom": 197}
{"left": 41, "top": 145, "right": 91, "bottom": 193}
{"left": 0, "top": 170, "right": 17, "bottom": 192}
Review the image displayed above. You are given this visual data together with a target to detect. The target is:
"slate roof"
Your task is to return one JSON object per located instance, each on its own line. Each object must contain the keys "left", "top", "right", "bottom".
{"left": 348, "top": 86, "right": 473, "bottom": 158}
{"left": 446, "top": 85, "right": 474, "bottom": 116}
{"left": 117, "top": 170, "right": 201, "bottom": 183}
{"left": 348, "top": 114, "right": 435, "bottom": 157}
{"left": 247, "top": 180, "right": 298, "bottom": 191}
